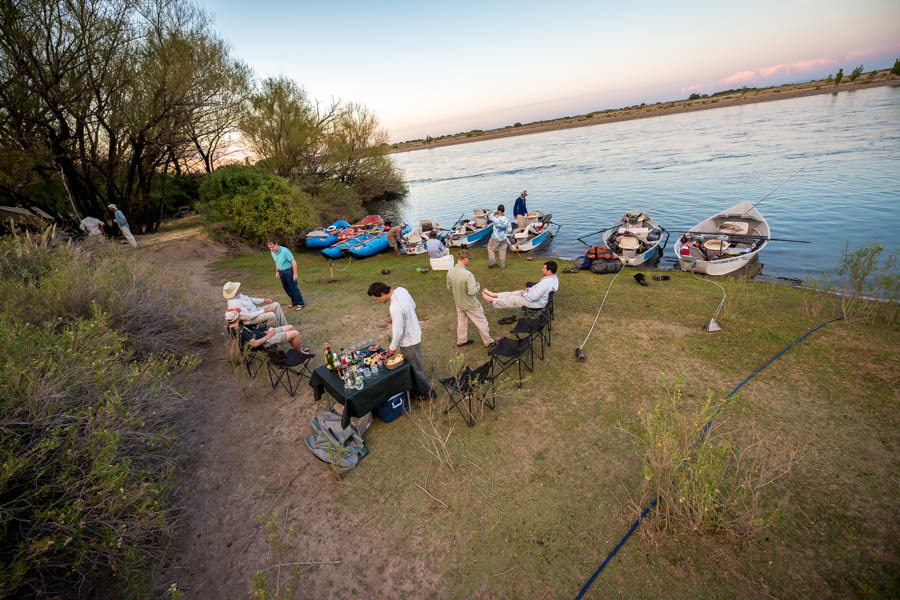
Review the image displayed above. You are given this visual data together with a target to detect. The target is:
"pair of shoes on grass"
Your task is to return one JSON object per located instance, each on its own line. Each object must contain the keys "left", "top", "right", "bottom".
{"left": 498, "top": 315, "right": 517, "bottom": 325}
{"left": 652, "top": 274, "right": 671, "bottom": 281}
{"left": 563, "top": 267, "right": 579, "bottom": 273}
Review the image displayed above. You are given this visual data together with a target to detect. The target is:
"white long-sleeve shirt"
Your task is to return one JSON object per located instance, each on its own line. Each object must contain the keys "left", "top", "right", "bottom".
{"left": 388, "top": 287, "right": 421, "bottom": 351}
{"left": 523, "top": 275, "right": 559, "bottom": 309}
{"left": 227, "top": 294, "right": 266, "bottom": 319}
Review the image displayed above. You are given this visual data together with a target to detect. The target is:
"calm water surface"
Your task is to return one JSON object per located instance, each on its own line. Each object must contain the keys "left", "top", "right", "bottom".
{"left": 389, "top": 86, "right": 900, "bottom": 280}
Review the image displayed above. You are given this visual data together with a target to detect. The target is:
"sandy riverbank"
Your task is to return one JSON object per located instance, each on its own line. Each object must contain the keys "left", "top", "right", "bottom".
{"left": 392, "top": 75, "right": 899, "bottom": 154}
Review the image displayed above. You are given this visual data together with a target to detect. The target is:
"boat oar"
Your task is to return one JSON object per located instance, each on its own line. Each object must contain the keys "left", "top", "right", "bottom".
{"left": 576, "top": 226, "right": 616, "bottom": 245}
{"left": 669, "top": 231, "right": 811, "bottom": 243}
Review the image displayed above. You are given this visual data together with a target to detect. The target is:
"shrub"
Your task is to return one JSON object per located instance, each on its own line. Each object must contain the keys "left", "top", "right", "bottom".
{"left": 514, "top": 122, "right": 522, "bottom": 127}
{"left": 0, "top": 234, "right": 206, "bottom": 598}
{"left": 199, "top": 164, "right": 318, "bottom": 245}
{"left": 834, "top": 68, "right": 843, "bottom": 85}
{"left": 307, "top": 178, "right": 363, "bottom": 225}
{"left": 837, "top": 241, "right": 899, "bottom": 323}
{"left": 893, "top": 58, "right": 900, "bottom": 76}
{"left": 849, "top": 65, "right": 864, "bottom": 81}
{"left": 632, "top": 374, "right": 799, "bottom": 539}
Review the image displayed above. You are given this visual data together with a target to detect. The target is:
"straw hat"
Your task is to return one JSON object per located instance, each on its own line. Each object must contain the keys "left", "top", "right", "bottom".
{"left": 222, "top": 281, "right": 240, "bottom": 299}
{"left": 107, "top": 204, "right": 117, "bottom": 209}
{"left": 224, "top": 310, "right": 240, "bottom": 322}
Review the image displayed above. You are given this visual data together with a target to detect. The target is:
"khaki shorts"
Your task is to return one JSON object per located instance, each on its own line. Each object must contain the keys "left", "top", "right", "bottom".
{"left": 388, "top": 236, "right": 398, "bottom": 248}
{"left": 265, "top": 326, "right": 290, "bottom": 347}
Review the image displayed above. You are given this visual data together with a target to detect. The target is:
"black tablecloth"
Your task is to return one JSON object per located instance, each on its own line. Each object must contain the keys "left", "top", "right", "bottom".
{"left": 309, "top": 362, "right": 422, "bottom": 428}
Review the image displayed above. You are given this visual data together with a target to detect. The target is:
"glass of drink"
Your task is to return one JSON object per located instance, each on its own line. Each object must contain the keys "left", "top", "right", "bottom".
{"left": 370, "top": 362, "right": 379, "bottom": 376}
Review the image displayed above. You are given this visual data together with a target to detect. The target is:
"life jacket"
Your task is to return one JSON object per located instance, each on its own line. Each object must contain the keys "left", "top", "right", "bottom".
{"left": 585, "top": 245, "right": 615, "bottom": 261}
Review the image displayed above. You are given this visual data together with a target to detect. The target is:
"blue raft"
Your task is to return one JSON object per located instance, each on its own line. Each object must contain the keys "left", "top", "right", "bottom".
{"left": 305, "top": 220, "right": 351, "bottom": 249}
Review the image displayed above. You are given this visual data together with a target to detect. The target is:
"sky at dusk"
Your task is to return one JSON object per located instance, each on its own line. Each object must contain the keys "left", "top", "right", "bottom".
{"left": 198, "top": 0, "right": 900, "bottom": 142}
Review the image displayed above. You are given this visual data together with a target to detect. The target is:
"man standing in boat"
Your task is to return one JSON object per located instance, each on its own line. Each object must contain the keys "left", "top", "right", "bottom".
{"left": 447, "top": 249, "right": 495, "bottom": 348}
{"left": 513, "top": 190, "right": 528, "bottom": 230}
{"left": 487, "top": 204, "right": 512, "bottom": 269}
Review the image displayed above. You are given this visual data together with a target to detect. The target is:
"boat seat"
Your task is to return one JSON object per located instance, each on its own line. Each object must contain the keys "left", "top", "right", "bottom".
{"left": 718, "top": 221, "right": 749, "bottom": 235}
{"left": 514, "top": 229, "right": 529, "bottom": 240}
{"left": 703, "top": 239, "right": 730, "bottom": 251}
{"left": 526, "top": 211, "right": 539, "bottom": 218}
{"left": 618, "top": 236, "right": 640, "bottom": 250}
{"left": 473, "top": 209, "right": 485, "bottom": 218}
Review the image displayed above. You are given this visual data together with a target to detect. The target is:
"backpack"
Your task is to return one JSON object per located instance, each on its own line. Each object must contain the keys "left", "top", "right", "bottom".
{"left": 585, "top": 245, "right": 615, "bottom": 261}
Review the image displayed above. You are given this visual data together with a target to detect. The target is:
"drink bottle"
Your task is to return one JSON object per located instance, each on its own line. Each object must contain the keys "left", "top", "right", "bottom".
{"left": 325, "top": 344, "right": 335, "bottom": 371}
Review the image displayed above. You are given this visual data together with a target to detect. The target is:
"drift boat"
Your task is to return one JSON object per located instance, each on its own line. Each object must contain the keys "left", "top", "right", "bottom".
{"left": 447, "top": 209, "right": 494, "bottom": 247}
{"left": 401, "top": 219, "right": 445, "bottom": 255}
{"left": 507, "top": 211, "right": 561, "bottom": 252}
{"left": 673, "top": 201, "right": 769, "bottom": 276}
{"left": 600, "top": 211, "right": 668, "bottom": 266}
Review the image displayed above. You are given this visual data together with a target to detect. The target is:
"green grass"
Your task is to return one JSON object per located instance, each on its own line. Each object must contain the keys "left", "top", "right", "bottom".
{"left": 211, "top": 248, "right": 900, "bottom": 599}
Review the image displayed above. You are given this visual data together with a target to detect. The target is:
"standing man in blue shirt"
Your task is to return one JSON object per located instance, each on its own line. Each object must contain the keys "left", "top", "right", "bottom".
{"left": 487, "top": 204, "right": 512, "bottom": 269}
{"left": 267, "top": 240, "right": 305, "bottom": 311}
{"left": 107, "top": 204, "right": 137, "bottom": 248}
{"left": 513, "top": 190, "right": 528, "bottom": 230}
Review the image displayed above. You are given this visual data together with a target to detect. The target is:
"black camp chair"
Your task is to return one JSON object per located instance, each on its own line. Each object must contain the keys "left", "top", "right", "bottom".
{"left": 266, "top": 348, "right": 315, "bottom": 397}
{"left": 488, "top": 336, "right": 533, "bottom": 388}
{"left": 439, "top": 361, "right": 495, "bottom": 426}
{"left": 510, "top": 310, "right": 551, "bottom": 362}
{"left": 227, "top": 325, "right": 266, "bottom": 378}
{"left": 521, "top": 286, "right": 555, "bottom": 332}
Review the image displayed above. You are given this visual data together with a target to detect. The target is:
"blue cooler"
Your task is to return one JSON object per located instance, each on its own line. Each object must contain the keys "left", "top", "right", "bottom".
{"left": 375, "top": 391, "right": 409, "bottom": 423}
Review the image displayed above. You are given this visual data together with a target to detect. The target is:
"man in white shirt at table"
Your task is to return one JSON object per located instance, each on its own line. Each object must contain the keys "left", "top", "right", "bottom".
{"left": 482, "top": 260, "right": 559, "bottom": 310}
{"left": 367, "top": 281, "right": 435, "bottom": 399}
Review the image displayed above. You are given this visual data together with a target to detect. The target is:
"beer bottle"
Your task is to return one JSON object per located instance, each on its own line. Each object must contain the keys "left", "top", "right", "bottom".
{"left": 325, "top": 344, "right": 335, "bottom": 371}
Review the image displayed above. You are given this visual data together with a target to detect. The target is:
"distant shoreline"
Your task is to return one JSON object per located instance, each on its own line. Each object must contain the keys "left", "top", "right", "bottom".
{"left": 391, "top": 76, "right": 899, "bottom": 154}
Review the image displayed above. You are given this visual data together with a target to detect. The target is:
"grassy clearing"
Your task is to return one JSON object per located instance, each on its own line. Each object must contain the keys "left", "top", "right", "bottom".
{"left": 212, "top": 247, "right": 899, "bottom": 599}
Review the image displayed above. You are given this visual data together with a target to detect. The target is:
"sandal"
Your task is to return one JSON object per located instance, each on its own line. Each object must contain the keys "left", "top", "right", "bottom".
{"left": 498, "top": 316, "right": 517, "bottom": 325}
{"left": 563, "top": 267, "right": 579, "bottom": 273}
{"left": 294, "top": 305, "right": 304, "bottom": 311}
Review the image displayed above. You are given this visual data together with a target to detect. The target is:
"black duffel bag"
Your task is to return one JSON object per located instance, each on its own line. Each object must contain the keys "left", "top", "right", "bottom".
{"left": 590, "top": 258, "right": 623, "bottom": 274}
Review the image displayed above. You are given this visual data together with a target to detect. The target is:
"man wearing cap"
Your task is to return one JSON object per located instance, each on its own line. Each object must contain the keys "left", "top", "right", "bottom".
{"left": 223, "top": 281, "right": 288, "bottom": 327}
{"left": 225, "top": 310, "right": 307, "bottom": 352}
{"left": 513, "top": 190, "right": 528, "bottom": 230}
{"left": 487, "top": 204, "right": 512, "bottom": 269}
{"left": 386, "top": 222, "right": 405, "bottom": 256}
{"left": 107, "top": 204, "right": 137, "bottom": 248}
{"left": 446, "top": 249, "right": 494, "bottom": 348}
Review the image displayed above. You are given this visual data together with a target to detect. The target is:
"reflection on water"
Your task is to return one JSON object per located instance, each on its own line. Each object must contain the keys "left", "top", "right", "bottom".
{"left": 389, "top": 86, "right": 900, "bottom": 280}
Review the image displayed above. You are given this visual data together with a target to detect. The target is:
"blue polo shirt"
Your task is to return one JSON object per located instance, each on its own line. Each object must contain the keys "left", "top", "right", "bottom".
{"left": 270, "top": 246, "right": 294, "bottom": 271}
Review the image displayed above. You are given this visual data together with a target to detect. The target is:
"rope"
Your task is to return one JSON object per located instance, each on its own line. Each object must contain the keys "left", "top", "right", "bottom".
{"left": 691, "top": 271, "right": 726, "bottom": 326}
{"left": 578, "top": 269, "right": 624, "bottom": 349}
{"left": 575, "top": 314, "right": 844, "bottom": 599}
{"left": 337, "top": 256, "right": 353, "bottom": 272}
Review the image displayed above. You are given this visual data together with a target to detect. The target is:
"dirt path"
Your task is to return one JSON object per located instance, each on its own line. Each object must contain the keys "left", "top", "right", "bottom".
{"left": 143, "top": 232, "right": 436, "bottom": 599}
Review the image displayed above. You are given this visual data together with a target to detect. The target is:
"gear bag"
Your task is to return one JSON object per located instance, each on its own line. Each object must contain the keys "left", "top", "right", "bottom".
{"left": 585, "top": 245, "right": 615, "bottom": 262}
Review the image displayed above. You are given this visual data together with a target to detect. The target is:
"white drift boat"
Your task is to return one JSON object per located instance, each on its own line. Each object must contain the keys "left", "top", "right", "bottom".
{"left": 447, "top": 209, "right": 494, "bottom": 247}
{"left": 508, "top": 211, "right": 561, "bottom": 252}
{"left": 674, "top": 201, "right": 770, "bottom": 276}
{"left": 602, "top": 211, "right": 669, "bottom": 267}
{"left": 401, "top": 219, "right": 444, "bottom": 255}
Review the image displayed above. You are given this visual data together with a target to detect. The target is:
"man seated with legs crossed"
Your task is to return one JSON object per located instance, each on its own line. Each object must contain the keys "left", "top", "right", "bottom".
{"left": 482, "top": 260, "right": 559, "bottom": 310}
{"left": 225, "top": 310, "right": 308, "bottom": 352}
{"left": 223, "top": 281, "right": 288, "bottom": 328}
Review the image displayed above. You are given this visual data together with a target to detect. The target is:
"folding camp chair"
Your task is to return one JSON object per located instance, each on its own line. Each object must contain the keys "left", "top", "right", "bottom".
{"left": 266, "top": 348, "right": 315, "bottom": 397}
{"left": 521, "top": 287, "right": 555, "bottom": 331}
{"left": 439, "top": 361, "right": 495, "bottom": 426}
{"left": 227, "top": 325, "right": 267, "bottom": 378}
{"left": 510, "top": 310, "right": 551, "bottom": 362}
{"left": 488, "top": 336, "right": 533, "bottom": 388}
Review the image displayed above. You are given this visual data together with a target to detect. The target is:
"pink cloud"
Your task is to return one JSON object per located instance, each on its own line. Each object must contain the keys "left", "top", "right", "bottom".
{"left": 682, "top": 57, "right": 836, "bottom": 94}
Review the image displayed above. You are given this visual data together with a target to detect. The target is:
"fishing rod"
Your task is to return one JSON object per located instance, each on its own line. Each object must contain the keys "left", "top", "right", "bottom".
{"left": 669, "top": 230, "right": 810, "bottom": 243}
{"left": 575, "top": 226, "right": 617, "bottom": 245}
{"left": 741, "top": 162, "right": 809, "bottom": 215}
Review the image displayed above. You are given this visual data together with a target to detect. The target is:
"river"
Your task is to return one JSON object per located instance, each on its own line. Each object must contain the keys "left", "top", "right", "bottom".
{"left": 386, "top": 85, "right": 900, "bottom": 280}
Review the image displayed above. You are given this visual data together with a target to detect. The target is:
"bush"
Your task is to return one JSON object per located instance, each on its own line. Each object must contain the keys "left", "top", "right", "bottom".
{"left": 306, "top": 178, "right": 363, "bottom": 225}
{"left": 849, "top": 65, "right": 864, "bottom": 81}
{"left": 0, "top": 234, "right": 207, "bottom": 598}
{"left": 837, "top": 241, "right": 899, "bottom": 323}
{"left": 834, "top": 68, "right": 843, "bottom": 85}
{"left": 632, "top": 375, "right": 799, "bottom": 539}
{"left": 199, "top": 164, "right": 318, "bottom": 245}
{"left": 893, "top": 58, "right": 900, "bottom": 76}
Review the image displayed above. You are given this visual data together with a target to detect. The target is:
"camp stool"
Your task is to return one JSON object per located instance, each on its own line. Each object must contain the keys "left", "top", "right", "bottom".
{"left": 439, "top": 361, "right": 495, "bottom": 427}
{"left": 266, "top": 348, "right": 316, "bottom": 397}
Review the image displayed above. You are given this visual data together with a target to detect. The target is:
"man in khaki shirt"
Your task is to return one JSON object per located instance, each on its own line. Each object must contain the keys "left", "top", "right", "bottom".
{"left": 446, "top": 249, "right": 495, "bottom": 347}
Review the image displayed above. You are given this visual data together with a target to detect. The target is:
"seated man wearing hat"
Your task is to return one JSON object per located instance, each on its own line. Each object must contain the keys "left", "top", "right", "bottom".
{"left": 225, "top": 310, "right": 308, "bottom": 352}
{"left": 223, "top": 281, "right": 288, "bottom": 328}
